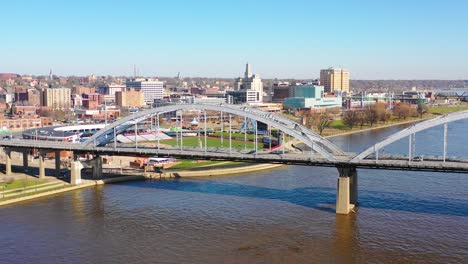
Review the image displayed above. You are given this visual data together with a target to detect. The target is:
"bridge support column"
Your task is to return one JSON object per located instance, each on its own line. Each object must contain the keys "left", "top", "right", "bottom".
{"left": 5, "top": 149, "right": 12, "bottom": 175}
{"left": 70, "top": 161, "right": 83, "bottom": 185}
{"left": 38, "top": 153, "right": 46, "bottom": 179}
{"left": 92, "top": 156, "right": 103, "bottom": 179}
{"left": 336, "top": 165, "right": 358, "bottom": 215}
{"left": 54, "top": 151, "right": 61, "bottom": 177}
{"left": 23, "top": 151, "right": 29, "bottom": 172}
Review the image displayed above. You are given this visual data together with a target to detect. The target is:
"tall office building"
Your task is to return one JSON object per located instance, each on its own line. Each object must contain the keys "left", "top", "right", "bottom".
{"left": 126, "top": 78, "right": 164, "bottom": 103}
{"left": 233, "top": 63, "right": 264, "bottom": 102}
{"left": 320, "top": 68, "right": 350, "bottom": 94}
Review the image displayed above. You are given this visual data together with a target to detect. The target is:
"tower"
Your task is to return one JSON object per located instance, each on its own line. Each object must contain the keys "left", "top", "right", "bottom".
{"left": 245, "top": 63, "right": 252, "bottom": 78}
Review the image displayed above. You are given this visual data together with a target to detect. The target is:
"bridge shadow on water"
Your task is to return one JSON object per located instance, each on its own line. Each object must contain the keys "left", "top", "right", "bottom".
{"left": 120, "top": 179, "right": 468, "bottom": 217}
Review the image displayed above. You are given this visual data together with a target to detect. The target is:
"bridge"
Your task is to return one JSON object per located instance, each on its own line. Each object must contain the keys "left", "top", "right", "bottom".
{"left": 1, "top": 103, "right": 467, "bottom": 214}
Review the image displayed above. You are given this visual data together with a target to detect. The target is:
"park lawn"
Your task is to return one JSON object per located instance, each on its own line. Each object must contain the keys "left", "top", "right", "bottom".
{"left": 161, "top": 137, "right": 264, "bottom": 149}
{"left": 168, "top": 159, "right": 233, "bottom": 170}
{"left": 428, "top": 105, "right": 468, "bottom": 115}
{"left": 330, "top": 119, "right": 348, "bottom": 130}
{"left": 1, "top": 178, "right": 47, "bottom": 191}
{"left": 212, "top": 132, "right": 257, "bottom": 140}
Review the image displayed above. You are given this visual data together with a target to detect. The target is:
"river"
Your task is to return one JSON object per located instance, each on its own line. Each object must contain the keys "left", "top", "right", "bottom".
{"left": 0, "top": 121, "right": 467, "bottom": 263}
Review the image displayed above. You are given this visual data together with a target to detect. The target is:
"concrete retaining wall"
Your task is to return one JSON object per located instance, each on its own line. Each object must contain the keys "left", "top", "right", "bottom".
{"left": 148, "top": 163, "right": 284, "bottom": 178}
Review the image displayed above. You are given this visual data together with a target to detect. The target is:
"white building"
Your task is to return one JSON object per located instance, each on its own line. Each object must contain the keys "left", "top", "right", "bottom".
{"left": 234, "top": 63, "right": 263, "bottom": 102}
{"left": 98, "top": 84, "right": 125, "bottom": 96}
{"left": 126, "top": 78, "right": 164, "bottom": 103}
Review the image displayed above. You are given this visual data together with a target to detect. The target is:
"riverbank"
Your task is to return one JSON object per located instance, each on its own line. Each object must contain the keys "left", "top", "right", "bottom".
{"left": 325, "top": 117, "right": 427, "bottom": 138}
{"left": 0, "top": 175, "right": 145, "bottom": 207}
{"left": 148, "top": 163, "right": 284, "bottom": 178}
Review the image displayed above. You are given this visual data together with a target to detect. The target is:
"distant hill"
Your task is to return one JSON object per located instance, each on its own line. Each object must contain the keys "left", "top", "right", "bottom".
{"left": 350, "top": 80, "right": 468, "bottom": 91}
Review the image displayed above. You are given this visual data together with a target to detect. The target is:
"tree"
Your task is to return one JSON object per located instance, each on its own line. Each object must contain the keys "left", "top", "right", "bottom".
{"left": 38, "top": 109, "right": 67, "bottom": 121}
{"left": 364, "top": 105, "right": 379, "bottom": 127}
{"left": 393, "top": 103, "right": 412, "bottom": 119}
{"left": 305, "top": 110, "right": 333, "bottom": 135}
{"left": 343, "top": 110, "right": 359, "bottom": 129}
{"left": 357, "top": 110, "right": 367, "bottom": 128}
{"left": 379, "top": 109, "right": 392, "bottom": 123}
{"left": 416, "top": 103, "right": 429, "bottom": 118}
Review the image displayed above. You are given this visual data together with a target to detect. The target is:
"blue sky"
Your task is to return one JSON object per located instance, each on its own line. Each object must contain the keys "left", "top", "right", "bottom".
{"left": 1, "top": 0, "right": 467, "bottom": 79}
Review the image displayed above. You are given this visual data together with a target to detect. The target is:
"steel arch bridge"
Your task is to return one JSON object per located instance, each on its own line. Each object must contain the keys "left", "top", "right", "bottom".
{"left": 1, "top": 105, "right": 468, "bottom": 215}
{"left": 83, "top": 103, "right": 345, "bottom": 161}
{"left": 351, "top": 110, "right": 468, "bottom": 162}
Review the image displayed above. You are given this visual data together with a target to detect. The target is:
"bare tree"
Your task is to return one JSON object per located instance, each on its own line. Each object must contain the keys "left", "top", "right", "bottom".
{"left": 379, "top": 109, "right": 392, "bottom": 123}
{"left": 357, "top": 110, "right": 367, "bottom": 128}
{"left": 393, "top": 103, "right": 412, "bottom": 119}
{"left": 364, "top": 105, "right": 379, "bottom": 127}
{"left": 416, "top": 103, "right": 428, "bottom": 118}
{"left": 374, "top": 103, "right": 391, "bottom": 123}
{"left": 305, "top": 110, "right": 333, "bottom": 135}
{"left": 343, "top": 110, "right": 359, "bottom": 129}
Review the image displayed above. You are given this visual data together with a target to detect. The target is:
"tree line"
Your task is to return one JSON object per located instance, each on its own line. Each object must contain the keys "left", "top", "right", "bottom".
{"left": 299, "top": 102, "right": 428, "bottom": 135}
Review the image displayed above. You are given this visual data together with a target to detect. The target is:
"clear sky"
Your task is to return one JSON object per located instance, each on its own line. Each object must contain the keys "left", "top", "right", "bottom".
{"left": 1, "top": 0, "right": 467, "bottom": 79}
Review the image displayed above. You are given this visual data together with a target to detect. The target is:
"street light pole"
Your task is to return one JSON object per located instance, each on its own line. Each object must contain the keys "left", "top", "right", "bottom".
{"left": 204, "top": 111, "right": 207, "bottom": 153}
{"left": 229, "top": 114, "right": 232, "bottom": 154}
{"left": 157, "top": 113, "right": 160, "bottom": 151}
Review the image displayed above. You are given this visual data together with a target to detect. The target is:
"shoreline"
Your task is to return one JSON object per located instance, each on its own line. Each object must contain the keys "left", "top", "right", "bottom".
{"left": 0, "top": 163, "right": 284, "bottom": 207}
{"left": 0, "top": 175, "right": 146, "bottom": 207}
{"left": 325, "top": 117, "right": 428, "bottom": 138}
{"left": 154, "top": 163, "right": 285, "bottom": 178}
{"left": 0, "top": 116, "right": 432, "bottom": 207}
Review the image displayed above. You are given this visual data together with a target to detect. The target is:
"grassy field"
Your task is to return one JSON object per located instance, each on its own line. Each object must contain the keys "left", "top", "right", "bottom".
{"left": 167, "top": 159, "right": 238, "bottom": 170}
{"left": 0, "top": 185, "right": 68, "bottom": 202}
{"left": 0, "top": 178, "right": 47, "bottom": 191}
{"left": 212, "top": 132, "right": 257, "bottom": 140}
{"left": 428, "top": 105, "right": 468, "bottom": 115}
{"left": 330, "top": 119, "right": 347, "bottom": 130}
{"left": 161, "top": 137, "right": 264, "bottom": 149}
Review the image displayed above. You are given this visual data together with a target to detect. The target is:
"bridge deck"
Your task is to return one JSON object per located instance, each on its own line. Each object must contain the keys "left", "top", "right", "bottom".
{"left": 1, "top": 140, "right": 468, "bottom": 173}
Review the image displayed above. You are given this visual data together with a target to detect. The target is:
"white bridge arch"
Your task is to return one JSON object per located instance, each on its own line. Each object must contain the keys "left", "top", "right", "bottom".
{"left": 84, "top": 103, "right": 344, "bottom": 161}
{"left": 351, "top": 110, "right": 468, "bottom": 162}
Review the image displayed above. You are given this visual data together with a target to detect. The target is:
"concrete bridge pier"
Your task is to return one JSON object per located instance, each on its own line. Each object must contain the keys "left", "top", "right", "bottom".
{"left": 70, "top": 161, "right": 83, "bottom": 185}
{"left": 336, "top": 165, "right": 358, "bottom": 215}
{"left": 4, "top": 148, "right": 12, "bottom": 175}
{"left": 38, "top": 153, "right": 46, "bottom": 179}
{"left": 54, "top": 151, "right": 61, "bottom": 177}
{"left": 23, "top": 151, "right": 29, "bottom": 172}
{"left": 92, "top": 156, "right": 103, "bottom": 179}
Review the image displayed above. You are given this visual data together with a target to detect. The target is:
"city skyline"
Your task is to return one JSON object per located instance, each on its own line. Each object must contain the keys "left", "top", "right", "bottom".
{"left": 1, "top": 0, "right": 467, "bottom": 79}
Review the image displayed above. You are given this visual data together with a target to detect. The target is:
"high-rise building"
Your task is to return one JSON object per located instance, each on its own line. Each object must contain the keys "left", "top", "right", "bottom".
{"left": 41, "top": 87, "right": 71, "bottom": 110}
{"left": 126, "top": 78, "right": 164, "bottom": 103}
{"left": 320, "top": 68, "right": 350, "bottom": 94}
{"left": 233, "top": 63, "right": 263, "bottom": 102}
